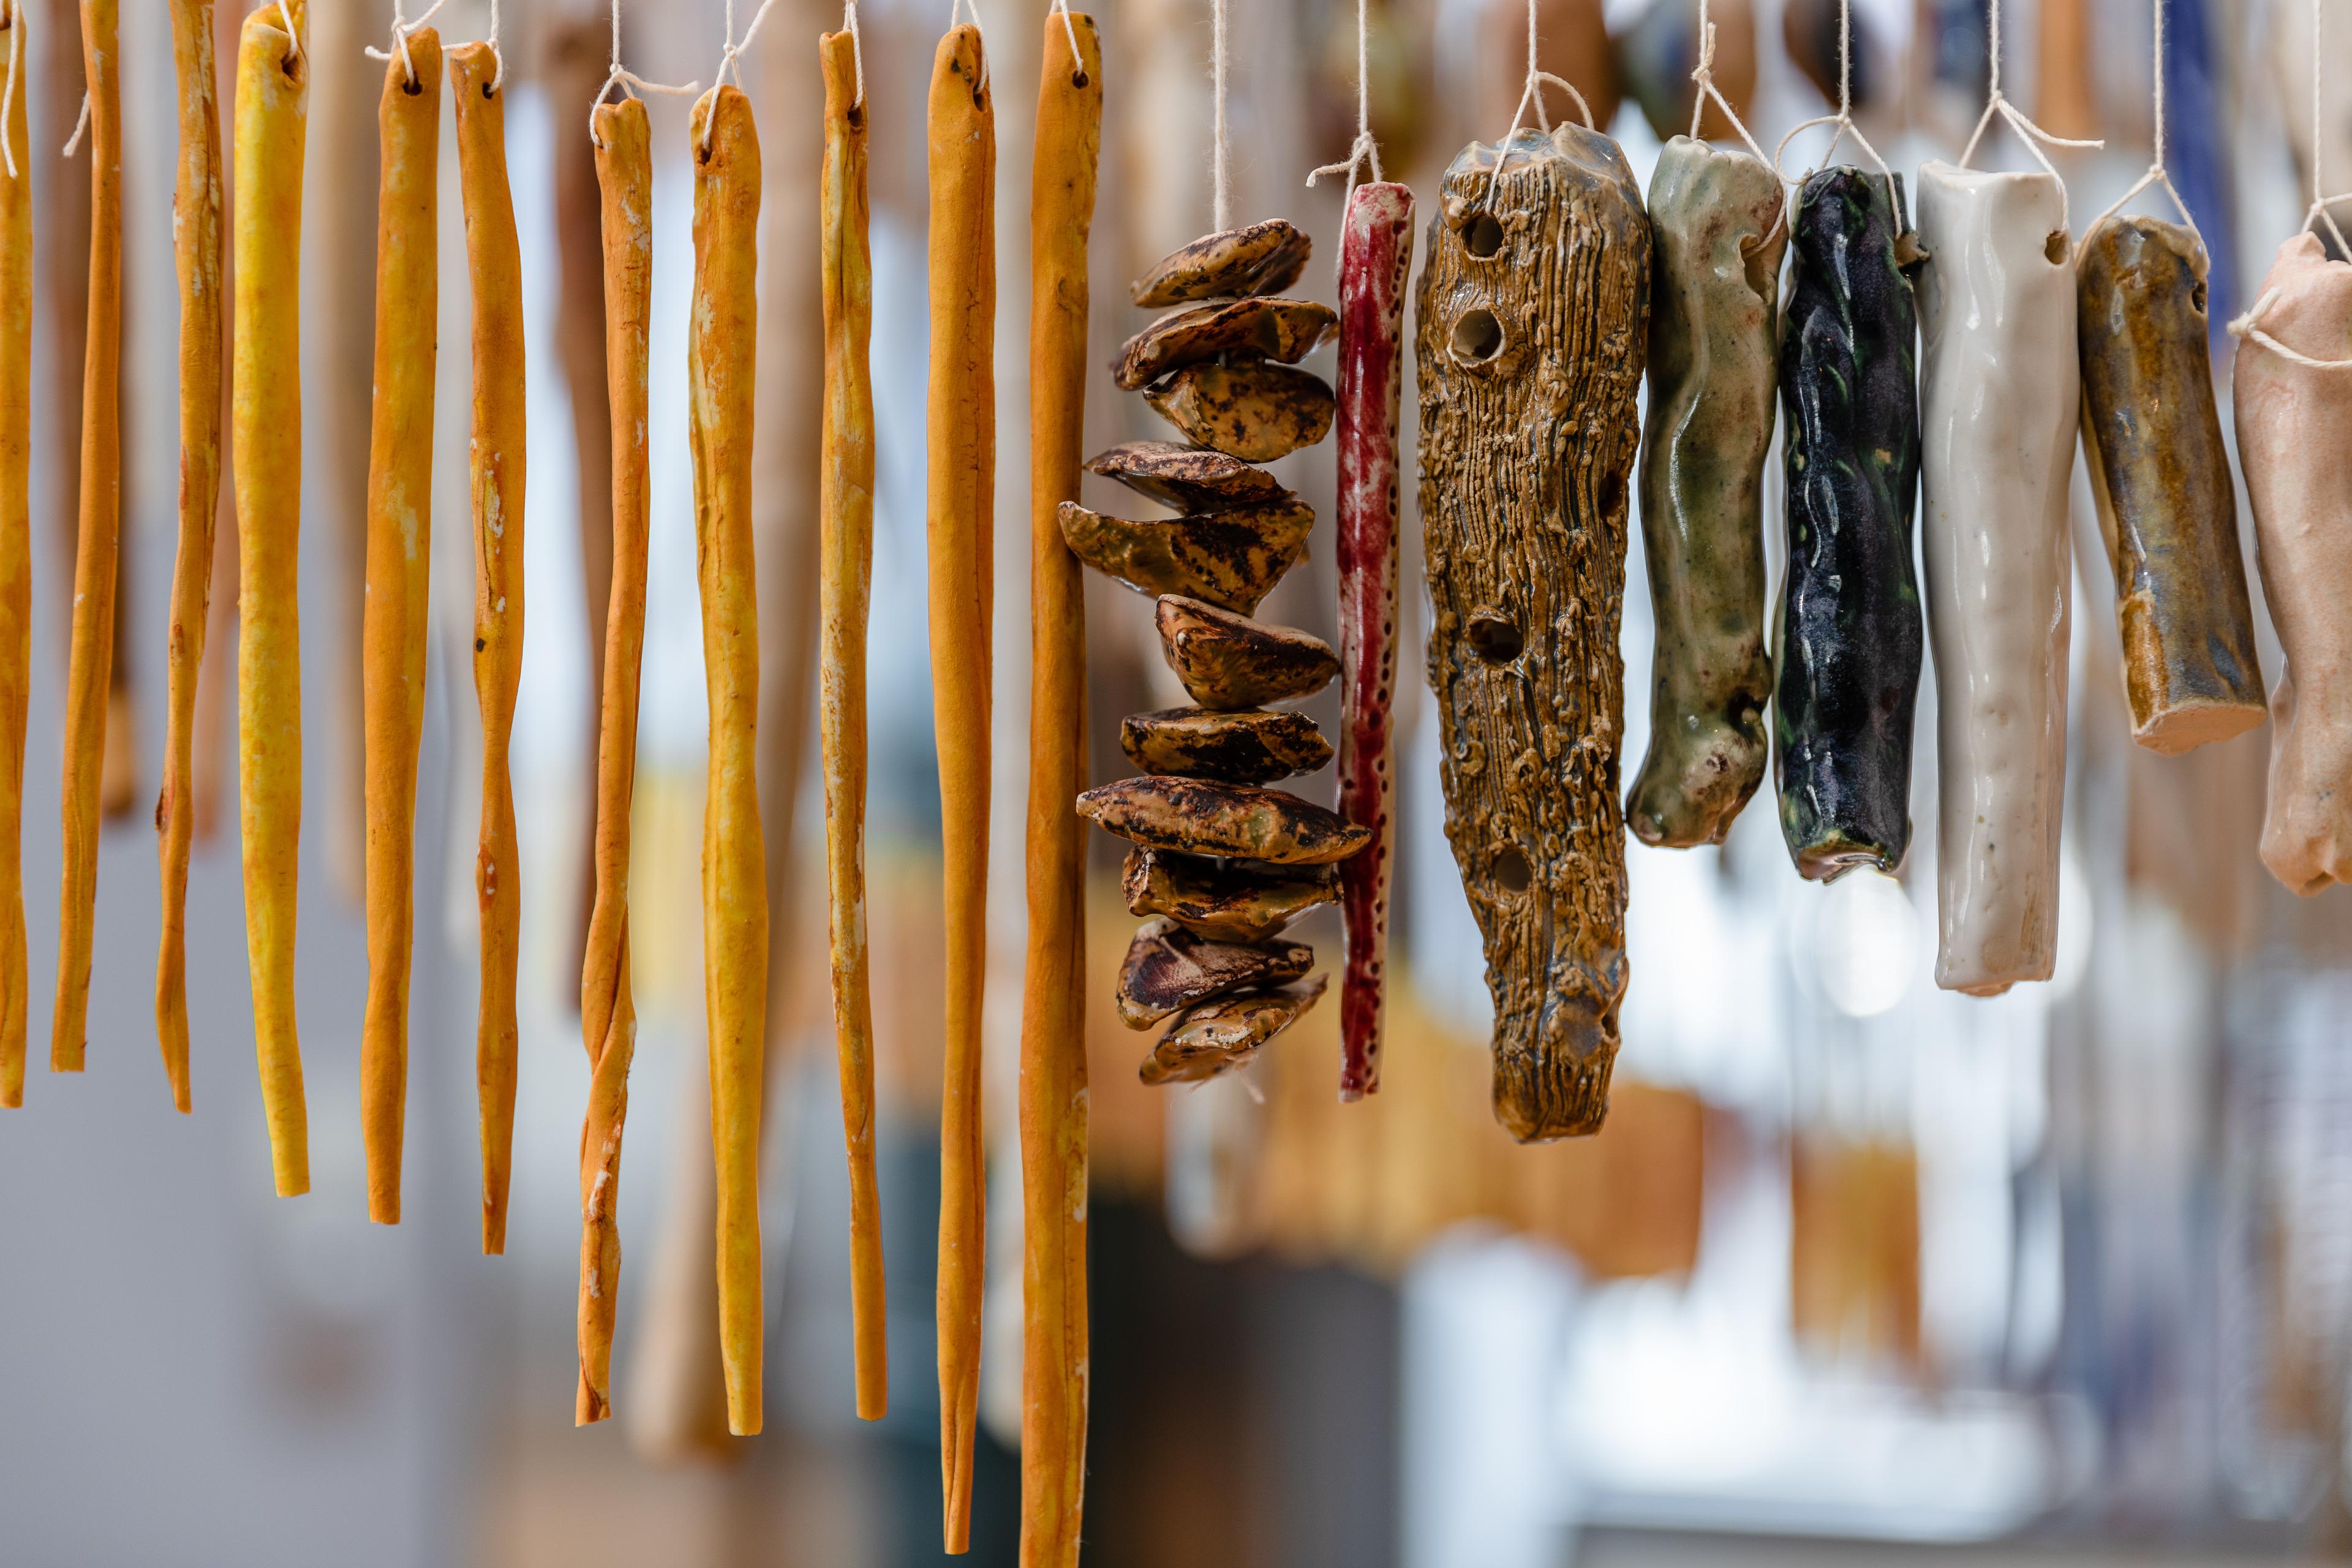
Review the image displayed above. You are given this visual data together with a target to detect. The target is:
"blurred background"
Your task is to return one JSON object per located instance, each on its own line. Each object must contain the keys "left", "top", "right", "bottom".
{"left": 2, "top": 0, "right": 2350, "bottom": 1562}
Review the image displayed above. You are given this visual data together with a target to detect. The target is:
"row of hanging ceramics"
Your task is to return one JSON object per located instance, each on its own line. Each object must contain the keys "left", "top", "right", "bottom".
{"left": 1080, "top": 108, "right": 2352, "bottom": 1146}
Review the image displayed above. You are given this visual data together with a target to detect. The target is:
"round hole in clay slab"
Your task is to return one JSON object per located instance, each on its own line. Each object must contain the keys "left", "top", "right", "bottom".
{"left": 1463, "top": 212, "right": 1504, "bottom": 257}
{"left": 1452, "top": 308, "right": 1504, "bottom": 363}
{"left": 1466, "top": 609, "right": 1521, "bottom": 664}
{"left": 1493, "top": 846, "right": 1533, "bottom": 892}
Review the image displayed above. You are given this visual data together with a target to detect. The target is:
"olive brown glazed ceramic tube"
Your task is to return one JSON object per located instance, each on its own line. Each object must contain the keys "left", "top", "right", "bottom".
{"left": 2236, "top": 233, "right": 2352, "bottom": 894}
{"left": 1627, "top": 136, "right": 1784, "bottom": 849}
{"left": 1774, "top": 166, "right": 1923, "bottom": 882}
{"left": 1415, "top": 124, "right": 1647, "bottom": 1142}
{"left": 1915, "top": 162, "right": 2075, "bottom": 995}
{"left": 2076, "top": 214, "right": 2264, "bottom": 753}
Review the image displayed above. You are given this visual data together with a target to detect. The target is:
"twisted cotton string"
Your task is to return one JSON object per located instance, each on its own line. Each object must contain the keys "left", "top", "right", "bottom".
{"left": 590, "top": 0, "right": 701, "bottom": 146}
{"left": 1, "top": 0, "right": 22, "bottom": 180}
{"left": 1213, "top": 0, "right": 1231, "bottom": 228}
{"left": 848, "top": 0, "right": 868, "bottom": 107}
{"left": 2078, "top": 0, "right": 2198, "bottom": 249}
{"left": 486, "top": 0, "right": 505, "bottom": 91}
{"left": 1953, "top": 0, "right": 2101, "bottom": 230}
{"left": 695, "top": 0, "right": 790, "bottom": 154}
{"left": 1049, "top": 0, "right": 1080, "bottom": 84}
{"left": 1687, "top": 0, "right": 1770, "bottom": 168}
{"left": 1480, "top": 0, "right": 1596, "bottom": 208}
{"left": 365, "top": 0, "right": 452, "bottom": 86}
{"left": 1771, "top": 0, "right": 1899, "bottom": 217}
{"left": 1307, "top": 0, "right": 1385, "bottom": 190}
{"left": 277, "top": 1, "right": 303, "bottom": 66}
{"left": 2230, "top": 0, "right": 2352, "bottom": 366}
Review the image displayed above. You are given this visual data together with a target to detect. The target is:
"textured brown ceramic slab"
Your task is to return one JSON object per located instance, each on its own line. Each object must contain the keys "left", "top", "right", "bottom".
{"left": 1112, "top": 298, "right": 1337, "bottom": 391}
{"left": 1057, "top": 497, "right": 1311, "bottom": 615}
{"left": 1115, "top": 915, "right": 1312, "bottom": 1029}
{"left": 1138, "top": 976, "right": 1328, "bottom": 1086}
{"left": 1078, "top": 775, "right": 1369, "bottom": 864}
{"left": 1415, "top": 123, "right": 1646, "bottom": 1142}
{"left": 1131, "top": 219, "right": 1313, "bottom": 307}
{"left": 1121, "top": 846, "right": 1337, "bottom": 941}
{"left": 1119, "top": 706, "right": 1332, "bottom": 783}
{"left": 1156, "top": 594, "right": 1338, "bottom": 709}
{"left": 1144, "top": 363, "right": 1335, "bottom": 462}
{"left": 1084, "top": 440, "right": 1289, "bottom": 512}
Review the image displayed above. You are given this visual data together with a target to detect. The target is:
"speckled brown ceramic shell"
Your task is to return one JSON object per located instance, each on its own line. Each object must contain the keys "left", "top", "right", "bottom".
{"left": 1131, "top": 218, "right": 1313, "bottom": 306}
{"left": 1084, "top": 440, "right": 1289, "bottom": 512}
{"left": 1139, "top": 976, "right": 1329, "bottom": 1086}
{"left": 1115, "top": 916, "right": 1313, "bottom": 1028}
{"left": 1113, "top": 298, "right": 1338, "bottom": 390}
{"left": 1120, "top": 706, "right": 1332, "bottom": 783}
{"left": 1121, "top": 846, "right": 1338, "bottom": 941}
{"left": 1057, "top": 497, "right": 1312, "bottom": 615}
{"left": 1156, "top": 594, "right": 1338, "bottom": 709}
{"left": 1143, "top": 363, "right": 1335, "bottom": 462}
{"left": 1077, "top": 775, "right": 1370, "bottom": 864}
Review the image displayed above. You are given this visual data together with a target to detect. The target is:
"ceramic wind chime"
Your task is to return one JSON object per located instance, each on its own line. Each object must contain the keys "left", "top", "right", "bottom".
{"left": 1415, "top": 21, "right": 1648, "bottom": 1141}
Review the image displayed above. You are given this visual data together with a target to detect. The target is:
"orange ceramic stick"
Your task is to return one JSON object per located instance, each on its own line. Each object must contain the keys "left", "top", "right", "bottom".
{"left": 0, "top": 2, "right": 30, "bottom": 1109}
{"left": 233, "top": 0, "right": 310, "bottom": 1195}
{"left": 449, "top": 39, "right": 526, "bottom": 1255}
{"left": 927, "top": 23, "right": 995, "bottom": 1551}
{"left": 154, "top": 0, "right": 225, "bottom": 1110}
{"left": 1019, "top": 13, "right": 1100, "bottom": 1567}
{"left": 358, "top": 29, "right": 440, "bottom": 1223}
{"left": 818, "top": 28, "right": 886, "bottom": 1422}
{"left": 689, "top": 82, "right": 769, "bottom": 1439}
{"left": 577, "top": 91, "right": 652, "bottom": 1427}
{"left": 50, "top": 0, "right": 121, "bottom": 1073}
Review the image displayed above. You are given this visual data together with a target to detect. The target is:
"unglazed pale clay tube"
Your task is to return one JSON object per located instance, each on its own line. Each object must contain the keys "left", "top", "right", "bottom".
{"left": 360, "top": 30, "right": 441, "bottom": 1222}
{"left": 1627, "top": 136, "right": 1785, "bottom": 850}
{"left": 233, "top": 0, "right": 309, "bottom": 1196}
{"left": 2237, "top": 232, "right": 2352, "bottom": 895}
{"left": 1915, "top": 162, "right": 2075, "bottom": 995}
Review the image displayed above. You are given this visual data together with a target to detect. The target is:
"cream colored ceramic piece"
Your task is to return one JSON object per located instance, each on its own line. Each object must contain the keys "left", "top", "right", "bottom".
{"left": 2236, "top": 233, "right": 2352, "bottom": 895}
{"left": 1915, "top": 162, "right": 2076, "bottom": 995}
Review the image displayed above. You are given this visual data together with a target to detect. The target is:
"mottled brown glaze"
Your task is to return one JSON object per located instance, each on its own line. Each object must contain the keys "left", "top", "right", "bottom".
{"left": 1084, "top": 440, "right": 1289, "bottom": 511}
{"left": 1078, "top": 775, "right": 1370, "bottom": 864}
{"left": 1156, "top": 594, "right": 1338, "bottom": 709}
{"left": 1112, "top": 298, "right": 1337, "bottom": 390}
{"left": 1121, "top": 846, "right": 1337, "bottom": 941}
{"left": 2076, "top": 214, "right": 2265, "bottom": 754}
{"left": 1057, "top": 497, "right": 1311, "bottom": 614}
{"left": 1115, "top": 916, "right": 1311, "bottom": 1028}
{"left": 1120, "top": 706, "right": 1331, "bottom": 783}
{"left": 1415, "top": 123, "right": 1646, "bottom": 1144}
{"left": 1143, "top": 363, "right": 1335, "bottom": 462}
{"left": 1138, "top": 976, "right": 1328, "bottom": 1086}
{"left": 1131, "top": 218, "right": 1311, "bottom": 306}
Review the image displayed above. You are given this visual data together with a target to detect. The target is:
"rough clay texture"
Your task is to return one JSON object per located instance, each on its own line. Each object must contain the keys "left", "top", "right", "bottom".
{"left": 1121, "top": 846, "right": 1337, "bottom": 942}
{"left": 1415, "top": 124, "right": 1648, "bottom": 1144}
{"left": 2236, "top": 233, "right": 2352, "bottom": 895}
{"left": 1113, "top": 297, "right": 1337, "bottom": 390}
{"left": 1774, "top": 167, "right": 1923, "bottom": 883}
{"left": 1627, "top": 137, "right": 1784, "bottom": 850}
{"left": 2076, "top": 214, "right": 2265, "bottom": 754}
{"left": 1084, "top": 440, "right": 1288, "bottom": 511}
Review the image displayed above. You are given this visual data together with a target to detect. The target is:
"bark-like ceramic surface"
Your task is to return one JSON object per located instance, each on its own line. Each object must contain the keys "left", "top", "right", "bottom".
{"left": 1112, "top": 297, "right": 1337, "bottom": 390}
{"left": 1156, "top": 594, "right": 1338, "bottom": 709}
{"left": 1121, "top": 846, "right": 1338, "bottom": 941}
{"left": 2236, "top": 232, "right": 2352, "bottom": 894}
{"left": 1774, "top": 166, "right": 1923, "bottom": 881}
{"left": 1139, "top": 976, "right": 1328, "bottom": 1086}
{"left": 1077, "top": 775, "right": 1370, "bottom": 864}
{"left": 1915, "top": 162, "right": 2076, "bottom": 995}
{"left": 1142, "top": 363, "right": 1334, "bottom": 462}
{"left": 1627, "top": 137, "right": 1784, "bottom": 848}
{"left": 1084, "top": 440, "right": 1288, "bottom": 511}
{"left": 1119, "top": 706, "right": 1332, "bottom": 783}
{"left": 1057, "top": 497, "right": 1311, "bottom": 614}
{"left": 1115, "top": 916, "right": 1312, "bottom": 1028}
{"left": 1131, "top": 218, "right": 1311, "bottom": 306}
{"left": 2077, "top": 214, "right": 2265, "bottom": 753}
{"left": 1415, "top": 123, "right": 1647, "bottom": 1142}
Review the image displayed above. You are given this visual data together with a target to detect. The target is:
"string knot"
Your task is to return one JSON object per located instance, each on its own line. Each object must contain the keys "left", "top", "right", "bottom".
{"left": 363, "top": 0, "right": 450, "bottom": 87}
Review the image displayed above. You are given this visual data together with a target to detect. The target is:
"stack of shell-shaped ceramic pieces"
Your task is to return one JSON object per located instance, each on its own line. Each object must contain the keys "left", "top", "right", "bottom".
{"left": 1069, "top": 219, "right": 1370, "bottom": 1088}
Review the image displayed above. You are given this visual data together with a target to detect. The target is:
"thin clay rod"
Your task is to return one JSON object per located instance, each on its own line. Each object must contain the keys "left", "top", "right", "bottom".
{"left": 0, "top": 1, "right": 29, "bottom": 1109}
{"left": 358, "top": 26, "right": 441, "bottom": 1224}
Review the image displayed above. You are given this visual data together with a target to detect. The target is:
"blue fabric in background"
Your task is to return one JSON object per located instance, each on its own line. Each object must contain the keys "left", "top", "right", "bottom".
{"left": 2162, "top": 0, "right": 2239, "bottom": 346}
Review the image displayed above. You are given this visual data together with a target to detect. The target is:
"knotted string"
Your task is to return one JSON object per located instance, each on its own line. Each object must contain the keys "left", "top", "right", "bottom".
{"left": 1953, "top": 0, "right": 2101, "bottom": 231}
{"left": 2229, "top": 0, "right": 2352, "bottom": 368}
{"left": 695, "top": 0, "right": 790, "bottom": 154}
{"left": 365, "top": 0, "right": 451, "bottom": 86}
{"left": 1049, "top": 0, "right": 1080, "bottom": 88}
{"left": 1771, "top": 0, "right": 1899, "bottom": 219}
{"left": 0, "top": 0, "right": 22, "bottom": 180}
{"left": 591, "top": 0, "right": 701, "bottom": 146}
{"left": 1212, "top": 0, "right": 1231, "bottom": 228}
{"left": 1687, "top": 0, "right": 1770, "bottom": 168}
{"left": 1480, "top": 0, "right": 1596, "bottom": 209}
{"left": 1306, "top": 0, "right": 1385, "bottom": 192}
{"left": 2078, "top": 0, "right": 2199, "bottom": 252}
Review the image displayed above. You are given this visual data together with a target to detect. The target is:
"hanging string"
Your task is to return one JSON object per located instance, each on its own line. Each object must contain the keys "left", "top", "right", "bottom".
{"left": 1212, "top": 0, "right": 1231, "bottom": 228}
{"left": 1770, "top": 0, "right": 1899, "bottom": 218}
{"left": 1479, "top": 0, "right": 1596, "bottom": 209}
{"left": 1049, "top": 0, "right": 1080, "bottom": 86}
{"left": 1953, "top": 0, "right": 2101, "bottom": 230}
{"left": 2078, "top": 0, "right": 2198, "bottom": 250}
{"left": 1306, "top": 0, "right": 1385, "bottom": 190}
{"left": 485, "top": 0, "right": 505, "bottom": 92}
{"left": 1687, "top": 0, "right": 1770, "bottom": 168}
{"left": 847, "top": 0, "right": 867, "bottom": 108}
{"left": 948, "top": 0, "right": 989, "bottom": 91}
{"left": 365, "top": 0, "right": 451, "bottom": 86}
{"left": 1, "top": 0, "right": 22, "bottom": 181}
{"left": 2229, "top": 0, "right": 2352, "bottom": 367}
{"left": 694, "top": 0, "right": 786, "bottom": 154}
{"left": 590, "top": 0, "right": 701, "bottom": 146}
{"left": 276, "top": 1, "right": 303, "bottom": 67}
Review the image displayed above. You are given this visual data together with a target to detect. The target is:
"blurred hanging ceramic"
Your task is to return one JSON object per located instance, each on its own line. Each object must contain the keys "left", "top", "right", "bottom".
{"left": 1783, "top": 0, "right": 1883, "bottom": 114}
{"left": 1487, "top": 0, "right": 1623, "bottom": 134}
{"left": 2272, "top": 0, "right": 2352, "bottom": 260}
{"left": 1616, "top": 0, "right": 1758, "bottom": 144}
{"left": 2035, "top": 0, "right": 2100, "bottom": 141}
{"left": 1314, "top": 0, "right": 1433, "bottom": 176}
